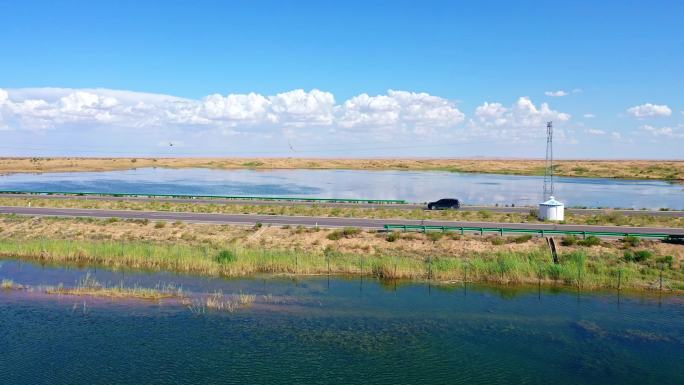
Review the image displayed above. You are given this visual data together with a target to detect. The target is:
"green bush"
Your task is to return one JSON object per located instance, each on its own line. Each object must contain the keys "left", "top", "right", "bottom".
{"left": 426, "top": 232, "right": 444, "bottom": 242}
{"left": 513, "top": 234, "right": 533, "bottom": 244}
{"left": 622, "top": 235, "right": 640, "bottom": 247}
{"left": 560, "top": 235, "right": 577, "bottom": 246}
{"left": 490, "top": 237, "right": 506, "bottom": 245}
{"left": 216, "top": 250, "right": 236, "bottom": 263}
{"left": 327, "top": 227, "right": 360, "bottom": 241}
{"left": 154, "top": 221, "right": 166, "bottom": 229}
{"left": 623, "top": 249, "right": 653, "bottom": 263}
{"left": 579, "top": 236, "right": 601, "bottom": 247}
{"left": 385, "top": 232, "right": 401, "bottom": 242}
{"left": 656, "top": 255, "right": 674, "bottom": 268}
{"left": 341, "top": 227, "right": 361, "bottom": 237}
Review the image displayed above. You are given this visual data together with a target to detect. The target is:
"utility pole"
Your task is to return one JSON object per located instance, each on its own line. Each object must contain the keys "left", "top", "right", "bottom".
{"left": 543, "top": 121, "right": 554, "bottom": 200}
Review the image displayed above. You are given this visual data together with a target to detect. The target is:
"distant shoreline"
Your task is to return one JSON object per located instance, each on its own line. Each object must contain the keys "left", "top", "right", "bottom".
{"left": 0, "top": 157, "right": 682, "bottom": 181}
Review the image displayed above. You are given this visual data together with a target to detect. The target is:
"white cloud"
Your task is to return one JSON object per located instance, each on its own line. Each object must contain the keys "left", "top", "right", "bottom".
{"left": 544, "top": 90, "right": 568, "bottom": 97}
{"left": 626, "top": 103, "right": 672, "bottom": 118}
{"left": 269, "top": 89, "right": 335, "bottom": 126}
{"left": 586, "top": 129, "right": 605, "bottom": 135}
{"left": 336, "top": 90, "right": 464, "bottom": 132}
{"left": 583, "top": 113, "right": 595, "bottom": 118}
{"left": 472, "top": 97, "right": 570, "bottom": 129}
{"left": 640, "top": 124, "right": 683, "bottom": 138}
{"left": 0, "top": 87, "right": 464, "bottom": 135}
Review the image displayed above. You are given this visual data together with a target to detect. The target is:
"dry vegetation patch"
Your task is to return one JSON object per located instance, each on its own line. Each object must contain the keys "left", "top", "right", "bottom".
{"left": 1, "top": 157, "right": 682, "bottom": 180}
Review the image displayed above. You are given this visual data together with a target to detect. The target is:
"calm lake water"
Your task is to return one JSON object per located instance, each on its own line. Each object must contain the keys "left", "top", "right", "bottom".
{"left": 1, "top": 259, "right": 683, "bottom": 385}
{"left": 0, "top": 167, "right": 682, "bottom": 209}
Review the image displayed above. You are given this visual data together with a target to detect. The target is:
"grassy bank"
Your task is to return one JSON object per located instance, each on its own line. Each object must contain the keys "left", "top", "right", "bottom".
{"left": 1, "top": 157, "right": 682, "bottom": 180}
{"left": 2, "top": 196, "right": 683, "bottom": 228}
{"left": 0, "top": 215, "right": 682, "bottom": 291}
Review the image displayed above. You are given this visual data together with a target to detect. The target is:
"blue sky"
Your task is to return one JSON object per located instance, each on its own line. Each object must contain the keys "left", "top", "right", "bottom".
{"left": 0, "top": 0, "right": 682, "bottom": 158}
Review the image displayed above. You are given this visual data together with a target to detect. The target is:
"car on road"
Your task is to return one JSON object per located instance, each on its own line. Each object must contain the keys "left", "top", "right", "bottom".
{"left": 427, "top": 198, "right": 460, "bottom": 210}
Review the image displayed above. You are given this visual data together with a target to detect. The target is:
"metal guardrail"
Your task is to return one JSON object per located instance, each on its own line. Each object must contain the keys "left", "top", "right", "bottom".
{"left": 383, "top": 224, "right": 678, "bottom": 239}
{"left": 0, "top": 190, "right": 407, "bottom": 204}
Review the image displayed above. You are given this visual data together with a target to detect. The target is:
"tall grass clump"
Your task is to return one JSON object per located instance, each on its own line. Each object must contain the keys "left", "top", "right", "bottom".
{"left": 327, "top": 227, "right": 361, "bottom": 240}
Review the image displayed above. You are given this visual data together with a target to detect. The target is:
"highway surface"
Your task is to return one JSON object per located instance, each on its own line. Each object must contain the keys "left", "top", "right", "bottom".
{"left": 2, "top": 206, "right": 683, "bottom": 236}
{"left": 1, "top": 193, "right": 682, "bottom": 217}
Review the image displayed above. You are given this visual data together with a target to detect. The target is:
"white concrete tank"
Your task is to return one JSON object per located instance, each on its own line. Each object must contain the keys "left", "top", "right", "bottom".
{"left": 539, "top": 196, "right": 564, "bottom": 221}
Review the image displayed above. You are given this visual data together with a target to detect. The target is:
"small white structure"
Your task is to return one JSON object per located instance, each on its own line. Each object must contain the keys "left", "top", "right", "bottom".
{"left": 539, "top": 196, "right": 564, "bottom": 221}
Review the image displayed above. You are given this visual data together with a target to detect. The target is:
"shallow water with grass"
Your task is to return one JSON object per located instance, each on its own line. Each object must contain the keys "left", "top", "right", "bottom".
{"left": 1, "top": 167, "right": 682, "bottom": 208}
{"left": 1, "top": 258, "right": 683, "bottom": 385}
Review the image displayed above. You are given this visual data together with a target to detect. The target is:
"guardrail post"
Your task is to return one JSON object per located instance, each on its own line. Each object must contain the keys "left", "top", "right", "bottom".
{"left": 582, "top": 231, "right": 587, "bottom": 239}
{"left": 480, "top": 228, "right": 484, "bottom": 236}
{"left": 541, "top": 230, "right": 545, "bottom": 237}
{"left": 460, "top": 227, "right": 464, "bottom": 235}
{"left": 499, "top": 228, "right": 503, "bottom": 236}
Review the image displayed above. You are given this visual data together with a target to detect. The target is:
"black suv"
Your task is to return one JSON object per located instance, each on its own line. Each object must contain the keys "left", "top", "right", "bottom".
{"left": 427, "top": 198, "right": 460, "bottom": 210}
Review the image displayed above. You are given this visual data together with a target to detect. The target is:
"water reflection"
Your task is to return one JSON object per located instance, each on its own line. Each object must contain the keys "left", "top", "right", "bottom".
{"left": 1, "top": 258, "right": 683, "bottom": 385}
{"left": 0, "top": 167, "right": 682, "bottom": 208}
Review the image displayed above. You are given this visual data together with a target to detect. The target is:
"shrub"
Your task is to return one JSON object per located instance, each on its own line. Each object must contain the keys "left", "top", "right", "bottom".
{"left": 513, "top": 234, "right": 533, "bottom": 244}
{"left": 478, "top": 210, "right": 492, "bottom": 219}
{"left": 527, "top": 209, "right": 539, "bottom": 220}
{"left": 579, "top": 236, "right": 601, "bottom": 247}
{"left": 253, "top": 222, "right": 263, "bottom": 230}
{"left": 327, "top": 231, "right": 343, "bottom": 241}
{"left": 216, "top": 250, "right": 236, "bottom": 263}
{"left": 656, "top": 255, "right": 674, "bottom": 269}
{"left": 623, "top": 249, "right": 653, "bottom": 263}
{"left": 341, "top": 227, "right": 361, "bottom": 237}
{"left": 490, "top": 237, "right": 506, "bottom": 245}
{"left": 105, "top": 217, "right": 119, "bottom": 224}
{"left": 385, "top": 232, "right": 401, "bottom": 242}
{"left": 622, "top": 235, "right": 640, "bottom": 247}
{"left": 327, "top": 227, "right": 361, "bottom": 240}
{"left": 180, "top": 232, "right": 196, "bottom": 241}
{"left": 426, "top": 232, "right": 444, "bottom": 242}
{"left": 561, "top": 235, "right": 577, "bottom": 246}
{"left": 154, "top": 221, "right": 166, "bottom": 229}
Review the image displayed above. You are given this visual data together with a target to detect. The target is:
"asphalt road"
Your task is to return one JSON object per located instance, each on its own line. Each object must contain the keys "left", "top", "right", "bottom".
{"left": 2, "top": 206, "right": 683, "bottom": 236}
{"left": 1, "top": 193, "right": 682, "bottom": 217}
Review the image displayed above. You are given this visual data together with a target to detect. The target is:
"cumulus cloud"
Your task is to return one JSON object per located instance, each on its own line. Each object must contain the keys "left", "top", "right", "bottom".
{"left": 583, "top": 113, "right": 595, "bottom": 118}
{"left": 337, "top": 90, "right": 464, "bottom": 133}
{"left": 0, "top": 87, "right": 463, "bottom": 134}
{"left": 626, "top": 103, "right": 672, "bottom": 118}
{"left": 471, "top": 97, "right": 570, "bottom": 132}
{"left": 544, "top": 90, "right": 568, "bottom": 97}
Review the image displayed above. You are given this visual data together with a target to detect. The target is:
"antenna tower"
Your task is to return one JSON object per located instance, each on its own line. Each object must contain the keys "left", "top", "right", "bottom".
{"left": 542, "top": 121, "right": 554, "bottom": 200}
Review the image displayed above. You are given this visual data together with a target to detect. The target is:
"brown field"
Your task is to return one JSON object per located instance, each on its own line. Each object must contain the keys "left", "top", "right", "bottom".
{"left": 1, "top": 157, "right": 682, "bottom": 180}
